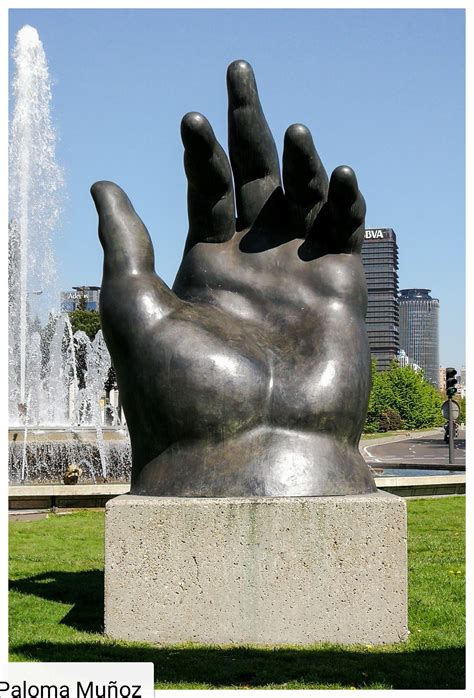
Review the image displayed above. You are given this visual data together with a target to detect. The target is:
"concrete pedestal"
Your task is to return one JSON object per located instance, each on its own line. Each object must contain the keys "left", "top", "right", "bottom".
{"left": 105, "top": 492, "right": 408, "bottom": 645}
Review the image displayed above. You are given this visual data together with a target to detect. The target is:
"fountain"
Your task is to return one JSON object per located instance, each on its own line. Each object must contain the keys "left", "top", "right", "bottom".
{"left": 8, "top": 25, "right": 131, "bottom": 484}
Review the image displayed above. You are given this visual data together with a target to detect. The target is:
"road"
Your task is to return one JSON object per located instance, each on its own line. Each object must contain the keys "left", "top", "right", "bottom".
{"left": 361, "top": 430, "right": 466, "bottom": 466}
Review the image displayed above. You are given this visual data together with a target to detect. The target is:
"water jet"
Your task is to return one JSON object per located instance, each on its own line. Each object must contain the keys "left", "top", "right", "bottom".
{"left": 8, "top": 25, "right": 130, "bottom": 484}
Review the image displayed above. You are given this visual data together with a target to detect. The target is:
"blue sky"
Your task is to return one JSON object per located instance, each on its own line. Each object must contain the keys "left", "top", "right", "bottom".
{"left": 8, "top": 8, "right": 466, "bottom": 370}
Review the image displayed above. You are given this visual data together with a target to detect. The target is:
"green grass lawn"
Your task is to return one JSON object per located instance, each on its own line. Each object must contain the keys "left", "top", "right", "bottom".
{"left": 9, "top": 497, "right": 465, "bottom": 689}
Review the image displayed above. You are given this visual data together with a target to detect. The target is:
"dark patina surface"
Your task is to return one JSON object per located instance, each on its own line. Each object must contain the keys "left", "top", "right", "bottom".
{"left": 91, "top": 60, "right": 376, "bottom": 497}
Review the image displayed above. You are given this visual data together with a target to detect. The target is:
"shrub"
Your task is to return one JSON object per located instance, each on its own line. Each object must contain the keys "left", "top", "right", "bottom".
{"left": 378, "top": 408, "right": 403, "bottom": 432}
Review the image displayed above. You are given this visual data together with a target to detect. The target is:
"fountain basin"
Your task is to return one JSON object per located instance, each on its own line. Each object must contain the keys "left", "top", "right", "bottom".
{"left": 375, "top": 467, "right": 464, "bottom": 477}
{"left": 9, "top": 426, "right": 129, "bottom": 442}
{"left": 8, "top": 474, "right": 465, "bottom": 515}
{"left": 9, "top": 483, "right": 129, "bottom": 512}
{"left": 8, "top": 427, "right": 131, "bottom": 484}
{"left": 373, "top": 474, "right": 465, "bottom": 498}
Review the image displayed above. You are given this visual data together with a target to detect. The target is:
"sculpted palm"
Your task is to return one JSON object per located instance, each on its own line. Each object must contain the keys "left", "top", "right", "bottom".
{"left": 91, "top": 60, "right": 376, "bottom": 496}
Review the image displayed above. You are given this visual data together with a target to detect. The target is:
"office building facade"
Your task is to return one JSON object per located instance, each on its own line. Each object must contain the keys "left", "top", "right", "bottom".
{"left": 361, "top": 228, "right": 399, "bottom": 371}
{"left": 61, "top": 285, "right": 101, "bottom": 312}
{"left": 398, "top": 349, "right": 421, "bottom": 372}
{"left": 459, "top": 367, "right": 466, "bottom": 398}
{"left": 399, "top": 288, "right": 439, "bottom": 387}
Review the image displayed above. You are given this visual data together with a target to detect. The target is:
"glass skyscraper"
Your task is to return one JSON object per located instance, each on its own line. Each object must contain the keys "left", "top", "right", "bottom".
{"left": 361, "top": 228, "right": 399, "bottom": 371}
{"left": 398, "top": 289, "right": 440, "bottom": 387}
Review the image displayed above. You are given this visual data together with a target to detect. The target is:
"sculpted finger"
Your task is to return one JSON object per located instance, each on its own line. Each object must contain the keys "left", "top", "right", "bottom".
{"left": 181, "top": 112, "right": 235, "bottom": 254}
{"left": 327, "top": 166, "right": 366, "bottom": 252}
{"left": 309, "top": 166, "right": 366, "bottom": 254}
{"left": 91, "top": 180, "right": 155, "bottom": 276}
{"left": 283, "top": 123, "right": 328, "bottom": 237}
{"left": 227, "top": 60, "right": 281, "bottom": 229}
{"left": 91, "top": 181, "right": 179, "bottom": 351}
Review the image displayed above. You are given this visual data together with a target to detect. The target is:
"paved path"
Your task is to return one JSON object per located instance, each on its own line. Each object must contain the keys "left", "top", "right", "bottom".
{"left": 360, "top": 428, "right": 442, "bottom": 448}
{"left": 361, "top": 429, "right": 465, "bottom": 465}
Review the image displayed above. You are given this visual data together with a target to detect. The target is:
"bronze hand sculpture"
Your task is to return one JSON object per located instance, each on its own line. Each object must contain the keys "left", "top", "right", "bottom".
{"left": 91, "top": 60, "right": 376, "bottom": 497}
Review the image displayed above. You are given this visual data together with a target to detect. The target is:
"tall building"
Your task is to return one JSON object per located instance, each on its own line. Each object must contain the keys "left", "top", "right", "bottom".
{"left": 458, "top": 367, "right": 466, "bottom": 398}
{"left": 439, "top": 366, "right": 446, "bottom": 392}
{"left": 398, "top": 289, "right": 439, "bottom": 387}
{"left": 439, "top": 366, "right": 464, "bottom": 396}
{"left": 361, "top": 228, "right": 399, "bottom": 371}
{"left": 398, "top": 349, "right": 421, "bottom": 372}
{"left": 61, "top": 285, "right": 100, "bottom": 312}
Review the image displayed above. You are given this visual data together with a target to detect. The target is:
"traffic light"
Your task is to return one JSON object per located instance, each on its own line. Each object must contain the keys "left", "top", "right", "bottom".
{"left": 445, "top": 367, "right": 458, "bottom": 397}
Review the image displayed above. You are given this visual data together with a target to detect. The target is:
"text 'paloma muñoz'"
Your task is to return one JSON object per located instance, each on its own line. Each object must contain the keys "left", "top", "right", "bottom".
{"left": 0, "top": 682, "right": 143, "bottom": 698}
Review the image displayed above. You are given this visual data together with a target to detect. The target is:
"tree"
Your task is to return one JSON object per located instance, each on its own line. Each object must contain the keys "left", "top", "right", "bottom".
{"left": 385, "top": 363, "right": 443, "bottom": 429}
{"left": 68, "top": 308, "right": 101, "bottom": 340}
{"left": 363, "top": 361, "right": 444, "bottom": 433}
{"left": 378, "top": 408, "right": 402, "bottom": 432}
{"left": 77, "top": 287, "right": 88, "bottom": 311}
{"left": 67, "top": 308, "right": 101, "bottom": 393}
{"left": 364, "top": 359, "right": 398, "bottom": 433}
{"left": 452, "top": 394, "right": 466, "bottom": 424}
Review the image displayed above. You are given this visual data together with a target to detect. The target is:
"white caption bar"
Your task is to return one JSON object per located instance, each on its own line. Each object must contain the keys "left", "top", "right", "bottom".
{"left": 0, "top": 664, "right": 154, "bottom": 698}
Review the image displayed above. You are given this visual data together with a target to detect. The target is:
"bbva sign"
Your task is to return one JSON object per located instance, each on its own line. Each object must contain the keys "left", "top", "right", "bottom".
{"left": 365, "top": 229, "right": 385, "bottom": 239}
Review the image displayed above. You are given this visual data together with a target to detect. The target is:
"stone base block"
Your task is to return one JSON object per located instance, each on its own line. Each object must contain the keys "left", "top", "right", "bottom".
{"left": 105, "top": 492, "right": 408, "bottom": 645}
